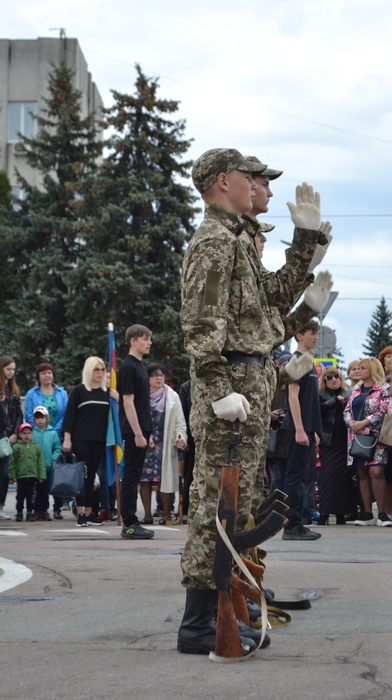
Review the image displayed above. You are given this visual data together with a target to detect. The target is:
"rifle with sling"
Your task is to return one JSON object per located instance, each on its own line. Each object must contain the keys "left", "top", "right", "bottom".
{"left": 211, "top": 420, "right": 288, "bottom": 663}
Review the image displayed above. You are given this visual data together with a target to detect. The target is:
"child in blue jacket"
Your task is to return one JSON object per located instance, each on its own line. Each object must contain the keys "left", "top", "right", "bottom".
{"left": 32, "top": 406, "right": 62, "bottom": 521}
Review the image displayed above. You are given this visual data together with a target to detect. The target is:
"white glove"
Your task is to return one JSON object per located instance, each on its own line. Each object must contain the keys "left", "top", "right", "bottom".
{"left": 304, "top": 270, "right": 333, "bottom": 313}
{"left": 212, "top": 392, "right": 251, "bottom": 423}
{"left": 285, "top": 353, "right": 314, "bottom": 381}
{"left": 308, "top": 221, "right": 333, "bottom": 273}
{"left": 287, "top": 182, "right": 321, "bottom": 231}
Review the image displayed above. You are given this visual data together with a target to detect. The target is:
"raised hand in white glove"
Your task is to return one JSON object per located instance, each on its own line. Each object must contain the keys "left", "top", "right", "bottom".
{"left": 308, "top": 221, "right": 333, "bottom": 273}
{"left": 287, "top": 182, "right": 321, "bottom": 231}
{"left": 304, "top": 270, "right": 333, "bottom": 313}
{"left": 285, "top": 353, "right": 314, "bottom": 381}
{"left": 212, "top": 392, "right": 251, "bottom": 423}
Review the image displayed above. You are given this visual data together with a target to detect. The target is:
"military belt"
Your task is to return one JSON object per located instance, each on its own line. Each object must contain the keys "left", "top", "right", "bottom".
{"left": 224, "top": 352, "right": 266, "bottom": 368}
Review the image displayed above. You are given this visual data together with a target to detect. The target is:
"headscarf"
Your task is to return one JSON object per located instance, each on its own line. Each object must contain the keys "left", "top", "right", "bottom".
{"left": 150, "top": 385, "right": 166, "bottom": 414}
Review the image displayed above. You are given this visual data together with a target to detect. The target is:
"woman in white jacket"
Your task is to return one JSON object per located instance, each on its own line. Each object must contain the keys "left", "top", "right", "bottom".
{"left": 140, "top": 364, "right": 187, "bottom": 524}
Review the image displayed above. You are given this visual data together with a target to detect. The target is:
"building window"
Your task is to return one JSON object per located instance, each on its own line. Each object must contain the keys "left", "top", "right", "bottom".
{"left": 8, "top": 102, "right": 37, "bottom": 142}
{"left": 11, "top": 187, "right": 26, "bottom": 212}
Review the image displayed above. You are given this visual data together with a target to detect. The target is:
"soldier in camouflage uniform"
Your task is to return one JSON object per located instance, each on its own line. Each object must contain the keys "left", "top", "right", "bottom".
{"left": 240, "top": 156, "right": 333, "bottom": 515}
{"left": 177, "top": 148, "right": 328, "bottom": 656}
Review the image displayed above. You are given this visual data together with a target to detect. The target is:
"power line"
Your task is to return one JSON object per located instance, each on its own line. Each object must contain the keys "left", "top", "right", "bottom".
{"left": 267, "top": 214, "right": 392, "bottom": 219}
{"left": 82, "top": 46, "right": 392, "bottom": 148}
{"left": 332, "top": 275, "right": 392, "bottom": 285}
{"left": 266, "top": 108, "right": 392, "bottom": 146}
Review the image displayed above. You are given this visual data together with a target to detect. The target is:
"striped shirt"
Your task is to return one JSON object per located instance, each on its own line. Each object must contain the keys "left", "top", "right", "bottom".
{"left": 62, "top": 384, "right": 110, "bottom": 442}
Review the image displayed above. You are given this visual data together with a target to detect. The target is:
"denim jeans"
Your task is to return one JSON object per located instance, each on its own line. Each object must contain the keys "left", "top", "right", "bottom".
{"left": 97, "top": 453, "right": 111, "bottom": 511}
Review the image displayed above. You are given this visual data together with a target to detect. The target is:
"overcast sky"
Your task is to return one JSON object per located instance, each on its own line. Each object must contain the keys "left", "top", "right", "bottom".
{"left": 3, "top": 0, "right": 392, "bottom": 367}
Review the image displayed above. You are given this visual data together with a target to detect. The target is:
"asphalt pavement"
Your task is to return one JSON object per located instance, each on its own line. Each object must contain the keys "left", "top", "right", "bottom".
{"left": 1, "top": 499, "right": 392, "bottom": 700}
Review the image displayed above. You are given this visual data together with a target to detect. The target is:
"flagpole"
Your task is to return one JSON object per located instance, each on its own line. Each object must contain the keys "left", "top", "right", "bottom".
{"left": 108, "top": 322, "right": 122, "bottom": 526}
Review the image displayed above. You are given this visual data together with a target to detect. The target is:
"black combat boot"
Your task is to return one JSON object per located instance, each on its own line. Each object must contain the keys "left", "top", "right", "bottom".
{"left": 212, "top": 592, "right": 271, "bottom": 648}
{"left": 177, "top": 588, "right": 257, "bottom": 655}
{"left": 236, "top": 619, "right": 271, "bottom": 648}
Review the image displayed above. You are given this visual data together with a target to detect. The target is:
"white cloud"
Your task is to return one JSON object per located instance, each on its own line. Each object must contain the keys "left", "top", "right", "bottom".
{"left": 3, "top": 0, "right": 392, "bottom": 366}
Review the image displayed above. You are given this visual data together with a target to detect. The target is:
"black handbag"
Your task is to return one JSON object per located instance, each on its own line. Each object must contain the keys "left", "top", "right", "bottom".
{"left": 267, "top": 428, "right": 278, "bottom": 458}
{"left": 349, "top": 396, "right": 377, "bottom": 461}
{"left": 349, "top": 433, "right": 377, "bottom": 461}
{"left": 49, "top": 452, "right": 86, "bottom": 498}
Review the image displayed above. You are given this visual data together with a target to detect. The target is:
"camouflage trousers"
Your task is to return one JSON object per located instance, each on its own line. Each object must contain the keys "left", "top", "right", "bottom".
{"left": 181, "top": 360, "right": 273, "bottom": 590}
{"left": 250, "top": 357, "right": 277, "bottom": 516}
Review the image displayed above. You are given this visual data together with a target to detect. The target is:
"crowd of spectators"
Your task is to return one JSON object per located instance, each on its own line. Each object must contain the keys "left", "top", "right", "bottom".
{"left": 269, "top": 345, "right": 392, "bottom": 530}
{"left": 1, "top": 339, "right": 391, "bottom": 532}
{"left": 0, "top": 336, "right": 192, "bottom": 531}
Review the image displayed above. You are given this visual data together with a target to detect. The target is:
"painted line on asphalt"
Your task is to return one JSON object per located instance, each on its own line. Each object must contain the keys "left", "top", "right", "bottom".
{"left": 0, "top": 531, "right": 28, "bottom": 537}
{"left": 41, "top": 528, "right": 110, "bottom": 534}
{"left": 0, "top": 557, "right": 32, "bottom": 593}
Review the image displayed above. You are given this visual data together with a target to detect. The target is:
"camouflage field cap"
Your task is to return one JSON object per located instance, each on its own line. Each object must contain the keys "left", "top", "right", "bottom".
{"left": 245, "top": 155, "right": 283, "bottom": 180}
{"left": 258, "top": 222, "right": 275, "bottom": 233}
{"left": 192, "top": 148, "right": 267, "bottom": 193}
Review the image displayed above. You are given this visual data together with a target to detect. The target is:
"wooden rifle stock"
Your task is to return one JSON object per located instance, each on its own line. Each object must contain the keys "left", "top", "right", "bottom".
{"left": 213, "top": 420, "right": 250, "bottom": 660}
{"left": 212, "top": 423, "right": 289, "bottom": 661}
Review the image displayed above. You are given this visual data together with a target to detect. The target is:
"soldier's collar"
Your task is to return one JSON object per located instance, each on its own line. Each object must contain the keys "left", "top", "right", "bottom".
{"left": 205, "top": 203, "right": 249, "bottom": 235}
{"left": 241, "top": 214, "right": 276, "bottom": 237}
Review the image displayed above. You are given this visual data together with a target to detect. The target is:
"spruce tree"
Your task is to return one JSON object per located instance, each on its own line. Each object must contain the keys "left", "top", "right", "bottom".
{"left": 0, "top": 170, "right": 12, "bottom": 210}
{"left": 64, "top": 64, "right": 197, "bottom": 384}
{"left": 362, "top": 296, "right": 392, "bottom": 358}
{"left": 0, "top": 172, "right": 20, "bottom": 350}
{"left": 0, "top": 62, "right": 103, "bottom": 390}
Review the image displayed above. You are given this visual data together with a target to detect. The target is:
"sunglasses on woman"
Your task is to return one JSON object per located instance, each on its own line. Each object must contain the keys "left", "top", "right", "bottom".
{"left": 325, "top": 373, "right": 339, "bottom": 381}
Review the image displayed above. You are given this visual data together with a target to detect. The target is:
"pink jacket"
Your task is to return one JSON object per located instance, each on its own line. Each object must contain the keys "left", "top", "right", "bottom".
{"left": 343, "top": 383, "right": 390, "bottom": 467}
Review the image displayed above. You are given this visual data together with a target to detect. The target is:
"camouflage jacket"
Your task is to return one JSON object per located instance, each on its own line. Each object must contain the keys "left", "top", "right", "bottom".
{"left": 282, "top": 301, "right": 315, "bottom": 343}
{"left": 241, "top": 216, "right": 322, "bottom": 318}
{"left": 239, "top": 218, "right": 321, "bottom": 346}
{"left": 181, "top": 203, "right": 322, "bottom": 401}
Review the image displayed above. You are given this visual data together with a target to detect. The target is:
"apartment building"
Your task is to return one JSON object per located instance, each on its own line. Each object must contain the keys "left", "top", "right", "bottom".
{"left": 0, "top": 36, "right": 103, "bottom": 197}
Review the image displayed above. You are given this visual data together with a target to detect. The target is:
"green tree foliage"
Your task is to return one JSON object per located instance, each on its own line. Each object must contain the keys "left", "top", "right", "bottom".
{"left": 0, "top": 170, "right": 12, "bottom": 210}
{"left": 0, "top": 62, "right": 196, "bottom": 390}
{"left": 63, "top": 64, "right": 197, "bottom": 385}
{"left": 363, "top": 296, "right": 392, "bottom": 358}
{"left": 0, "top": 62, "right": 103, "bottom": 390}
{"left": 0, "top": 172, "right": 18, "bottom": 336}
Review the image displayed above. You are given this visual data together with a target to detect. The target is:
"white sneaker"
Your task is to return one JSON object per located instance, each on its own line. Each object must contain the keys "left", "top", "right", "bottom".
{"left": 376, "top": 512, "right": 392, "bottom": 527}
{"left": 0, "top": 511, "right": 11, "bottom": 520}
{"left": 355, "top": 512, "right": 376, "bottom": 526}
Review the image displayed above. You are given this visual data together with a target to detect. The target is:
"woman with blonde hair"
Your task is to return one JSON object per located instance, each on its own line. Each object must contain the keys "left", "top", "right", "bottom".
{"left": 62, "top": 357, "right": 111, "bottom": 527}
{"left": 344, "top": 358, "right": 391, "bottom": 526}
{"left": 318, "top": 367, "right": 356, "bottom": 525}
{"left": 347, "top": 360, "right": 362, "bottom": 389}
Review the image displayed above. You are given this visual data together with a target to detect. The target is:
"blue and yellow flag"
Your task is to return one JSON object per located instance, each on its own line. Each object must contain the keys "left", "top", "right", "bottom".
{"left": 106, "top": 323, "right": 123, "bottom": 486}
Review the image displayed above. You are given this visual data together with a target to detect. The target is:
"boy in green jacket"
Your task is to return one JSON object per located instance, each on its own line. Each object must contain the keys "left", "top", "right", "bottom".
{"left": 9, "top": 423, "right": 46, "bottom": 521}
